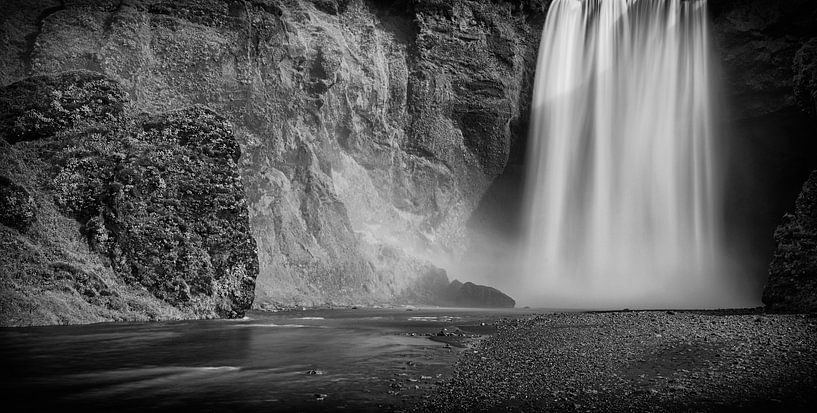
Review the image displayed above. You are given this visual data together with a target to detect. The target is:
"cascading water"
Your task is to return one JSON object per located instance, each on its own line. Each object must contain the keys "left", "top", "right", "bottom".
{"left": 523, "top": 0, "right": 751, "bottom": 308}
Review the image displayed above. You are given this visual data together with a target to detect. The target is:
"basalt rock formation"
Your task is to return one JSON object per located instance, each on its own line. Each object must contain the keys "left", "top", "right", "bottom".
{"left": 442, "top": 280, "right": 516, "bottom": 308}
{"left": 764, "top": 171, "right": 817, "bottom": 312}
{"left": 763, "top": 34, "right": 817, "bottom": 312}
{"left": 709, "top": 0, "right": 817, "bottom": 300}
{"left": 0, "top": 71, "right": 258, "bottom": 326}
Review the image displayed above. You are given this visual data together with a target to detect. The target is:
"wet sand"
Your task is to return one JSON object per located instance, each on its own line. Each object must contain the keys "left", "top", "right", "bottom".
{"left": 414, "top": 310, "right": 817, "bottom": 412}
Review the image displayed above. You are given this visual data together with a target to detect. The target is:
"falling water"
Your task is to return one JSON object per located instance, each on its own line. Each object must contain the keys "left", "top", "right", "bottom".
{"left": 523, "top": 0, "right": 747, "bottom": 308}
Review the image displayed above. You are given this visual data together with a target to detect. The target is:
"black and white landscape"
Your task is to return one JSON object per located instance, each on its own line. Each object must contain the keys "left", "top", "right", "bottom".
{"left": 1, "top": 0, "right": 815, "bottom": 411}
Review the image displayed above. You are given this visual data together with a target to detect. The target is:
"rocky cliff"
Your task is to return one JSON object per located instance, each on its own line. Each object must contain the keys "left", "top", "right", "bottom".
{"left": 0, "top": 0, "right": 545, "bottom": 310}
{"left": 764, "top": 171, "right": 817, "bottom": 312}
{"left": 0, "top": 71, "right": 258, "bottom": 326}
{"left": 709, "top": 0, "right": 817, "bottom": 310}
{"left": 703, "top": 0, "right": 817, "bottom": 300}
{"left": 763, "top": 34, "right": 817, "bottom": 312}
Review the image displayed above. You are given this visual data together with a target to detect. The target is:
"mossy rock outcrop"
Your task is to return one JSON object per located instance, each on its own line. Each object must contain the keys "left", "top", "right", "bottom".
{"left": 0, "top": 70, "right": 257, "bottom": 325}
{"left": 0, "top": 71, "right": 126, "bottom": 143}
{"left": 764, "top": 171, "right": 817, "bottom": 312}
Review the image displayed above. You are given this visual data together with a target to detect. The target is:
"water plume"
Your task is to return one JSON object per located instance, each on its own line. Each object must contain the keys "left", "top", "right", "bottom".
{"left": 522, "top": 0, "right": 753, "bottom": 309}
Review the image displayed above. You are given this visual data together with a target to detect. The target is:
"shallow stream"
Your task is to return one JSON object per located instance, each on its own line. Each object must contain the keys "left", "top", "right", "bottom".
{"left": 0, "top": 308, "right": 531, "bottom": 412}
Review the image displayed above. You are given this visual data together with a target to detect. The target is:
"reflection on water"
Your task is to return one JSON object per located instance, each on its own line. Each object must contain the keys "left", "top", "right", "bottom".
{"left": 0, "top": 308, "right": 530, "bottom": 412}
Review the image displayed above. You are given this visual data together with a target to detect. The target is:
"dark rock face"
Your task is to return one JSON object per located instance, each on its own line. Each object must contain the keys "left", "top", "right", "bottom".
{"left": 711, "top": 0, "right": 817, "bottom": 119}
{"left": 739, "top": 1, "right": 817, "bottom": 311}
{"left": 708, "top": 0, "right": 817, "bottom": 298}
{"left": 0, "top": 175, "right": 37, "bottom": 232}
{"left": 762, "top": 29, "right": 817, "bottom": 312}
{"left": 441, "top": 279, "right": 515, "bottom": 308}
{"left": 0, "top": 71, "right": 258, "bottom": 325}
{"left": 764, "top": 171, "right": 817, "bottom": 312}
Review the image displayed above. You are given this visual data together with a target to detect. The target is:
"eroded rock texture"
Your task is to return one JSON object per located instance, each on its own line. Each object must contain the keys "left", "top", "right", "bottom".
{"left": 0, "top": 71, "right": 258, "bottom": 325}
{"left": 0, "top": 0, "right": 539, "bottom": 308}
{"left": 710, "top": 0, "right": 817, "bottom": 297}
{"left": 0, "top": 175, "right": 37, "bottom": 232}
{"left": 764, "top": 172, "right": 817, "bottom": 312}
{"left": 763, "top": 26, "right": 817, "bottom": 312}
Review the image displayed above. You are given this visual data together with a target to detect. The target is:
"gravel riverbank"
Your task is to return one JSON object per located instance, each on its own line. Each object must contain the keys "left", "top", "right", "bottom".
{"left": 414, "top": 310, "right": 817, "bottom": 412}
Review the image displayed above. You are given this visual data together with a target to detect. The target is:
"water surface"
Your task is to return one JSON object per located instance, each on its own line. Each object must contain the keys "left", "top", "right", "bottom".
{"left": 0, "top": 308, "right": 530, "bottom": 412}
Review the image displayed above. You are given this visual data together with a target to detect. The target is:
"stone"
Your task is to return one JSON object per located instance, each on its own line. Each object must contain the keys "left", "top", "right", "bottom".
{"left": 441, "top": 280, "right": 516, "bottom": 308}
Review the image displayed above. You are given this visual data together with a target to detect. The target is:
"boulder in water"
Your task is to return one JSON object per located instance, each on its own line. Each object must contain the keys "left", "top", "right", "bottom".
{"left": 441, "top": 280, "right": 515, "bottom": 308}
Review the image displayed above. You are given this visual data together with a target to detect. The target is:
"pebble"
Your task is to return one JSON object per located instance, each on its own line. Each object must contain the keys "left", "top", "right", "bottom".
{"left": 415, "top": 311, "right": 817, "bottom": 412}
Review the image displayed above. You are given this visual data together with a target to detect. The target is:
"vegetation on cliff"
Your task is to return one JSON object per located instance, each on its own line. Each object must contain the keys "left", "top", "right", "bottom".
{"left": 0, "top": 71, "right": 258, "bottom": 326}
{"left": 0, "top": 0, "right": 536, "bottom": 308}
{"left": 764, "top": 172, "right": 817, "bottom": 312}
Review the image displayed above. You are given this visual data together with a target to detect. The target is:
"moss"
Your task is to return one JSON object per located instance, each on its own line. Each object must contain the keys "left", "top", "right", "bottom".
{"left": 764, "top": 171, "right": 817, "bottom": 312}
{"left": 0, "top": 70, "right": 127, "bottom": 143}
{"left": 0, "top": 71, "right": 258, "bottom": 324}
{"left": 0, "top": 175, "right": 37, "bottom": 232}
{"left": 47, "top": 105, "right": 258, "bottom": 317}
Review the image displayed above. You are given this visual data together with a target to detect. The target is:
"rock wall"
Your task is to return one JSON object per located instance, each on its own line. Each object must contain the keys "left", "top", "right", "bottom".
{"left": 0, "top": 71, "right": 258, "bottom": 326}
{"left": 707, "top": 0, "right": 817, "bottom": 297}
{"left": 763, "top": 34, "right": 817, "bottom": 312}
{"left": 0, "top": 0, "right": 544, "bottom": 309}
{"left": 764, "top": 171, "right": 817, "bottom": 312}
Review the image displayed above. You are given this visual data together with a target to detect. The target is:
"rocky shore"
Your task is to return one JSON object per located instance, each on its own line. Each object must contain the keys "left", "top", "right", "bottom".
{"left": 414, "top": 310, "right": 817, "bottom": 412}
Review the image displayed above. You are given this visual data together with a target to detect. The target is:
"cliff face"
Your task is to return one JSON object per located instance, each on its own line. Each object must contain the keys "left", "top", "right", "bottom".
{"left": 0, "top": 0, "right": 544, "bottom": 308}
{"left": 763, "top": 35, "right": 817, "bottom": 312}
{"left": 0, "top": 71, "right": 258, "bottom": 326}
{"left": 709, "top": 0, "right": 817, "bottom": 298}
{"left": 764, "top": 171, "right": 817, "bottom": 311}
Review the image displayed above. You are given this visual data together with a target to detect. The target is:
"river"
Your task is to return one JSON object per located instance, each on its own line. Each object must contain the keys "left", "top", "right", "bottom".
{"left": 0, "top": 307, "right": 532, "bottom": 412}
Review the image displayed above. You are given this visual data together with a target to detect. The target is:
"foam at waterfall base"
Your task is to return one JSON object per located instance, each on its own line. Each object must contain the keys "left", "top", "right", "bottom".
{"left": 514, "top": 267, "right": 758, "bottom": 310}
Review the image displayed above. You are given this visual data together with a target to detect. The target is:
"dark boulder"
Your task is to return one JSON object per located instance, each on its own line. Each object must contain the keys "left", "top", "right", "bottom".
{"left": 763, "top": 171, "right": 817, "bottom": 312}
{"left": 441, "top": 279, "right": 515, "bottom": 308}
{"left": 0, "top": 175, "right": 36, "bottom": 232}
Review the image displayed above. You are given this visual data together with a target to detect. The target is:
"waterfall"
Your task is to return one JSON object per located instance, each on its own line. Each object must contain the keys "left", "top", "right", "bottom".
{"left": 523, "top": 0, "right": 747, "bottom": 308}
